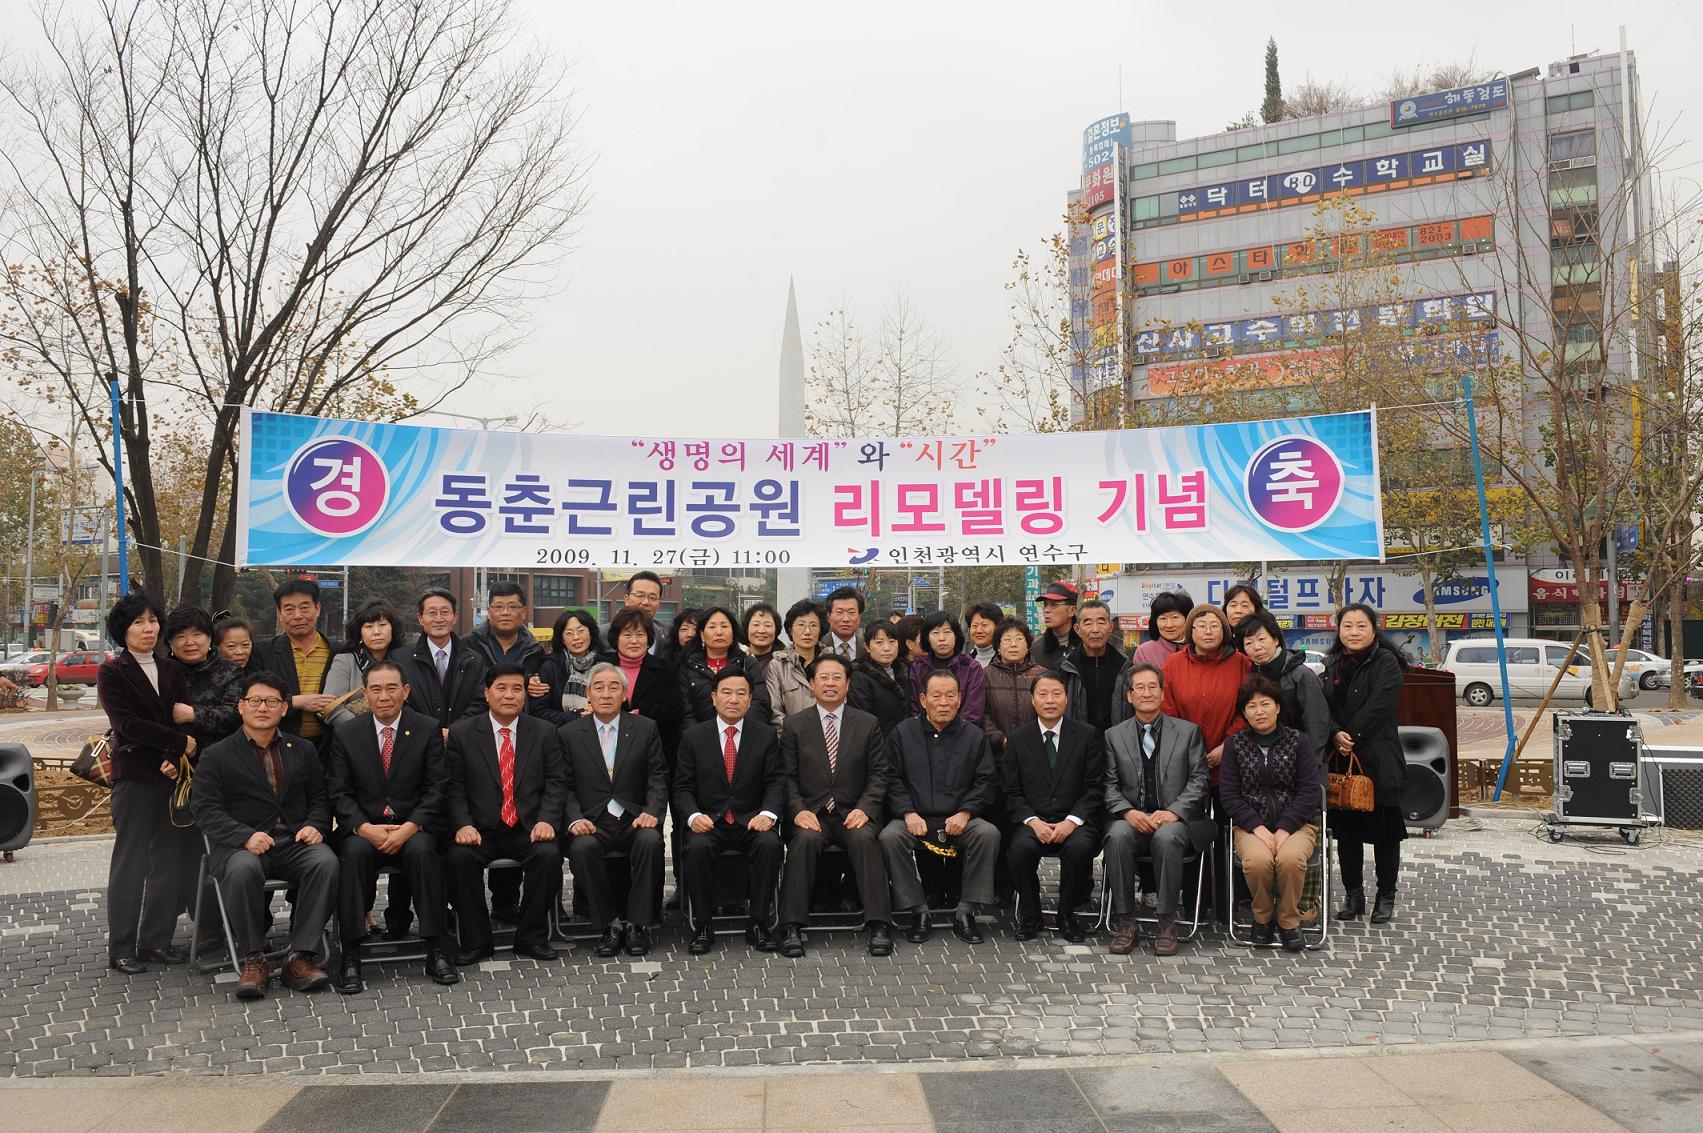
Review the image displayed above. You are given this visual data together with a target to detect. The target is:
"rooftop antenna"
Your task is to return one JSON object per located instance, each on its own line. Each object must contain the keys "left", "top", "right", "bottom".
{"left": 1118, "top": 65, "right": 1123, "bottom": 108}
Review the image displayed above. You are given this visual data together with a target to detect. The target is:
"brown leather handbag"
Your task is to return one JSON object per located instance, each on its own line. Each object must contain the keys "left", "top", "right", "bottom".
{"left": 1326, "top": 750, "right": 1377, "bottom": 812}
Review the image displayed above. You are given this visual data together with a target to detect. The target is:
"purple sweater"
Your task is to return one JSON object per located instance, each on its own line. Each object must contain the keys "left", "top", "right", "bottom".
{"left": 1219, "top": 725, "right": 1322, "bottom": 834}
{"left": 909, "top": 652, "right": 988, "bottom": 727}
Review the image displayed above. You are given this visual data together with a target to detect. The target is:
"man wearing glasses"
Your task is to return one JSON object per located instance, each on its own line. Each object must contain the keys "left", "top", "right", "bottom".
{"left": 191, "top": 671, "right": 339, "bottom": 1000}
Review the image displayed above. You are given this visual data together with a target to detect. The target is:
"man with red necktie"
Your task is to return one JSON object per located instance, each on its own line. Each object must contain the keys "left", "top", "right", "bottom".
{"left": 327, "top": 660, "right": 458, "bottom": 994}
{"left": 673, "top": 668, "right": 786, "bottom": 955}
{"left": 444, "top": 664, "right": 567, "bottom": 965}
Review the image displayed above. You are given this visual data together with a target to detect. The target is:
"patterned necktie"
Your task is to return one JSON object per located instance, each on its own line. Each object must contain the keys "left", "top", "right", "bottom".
{"left": 498, "top": 726, "right": 519, "bottom": 827}
{"left": 435, "top": 647, "right": 449, "bottom": 684}
{"left": 837, "top": 640, "right": 851, "bottom": 659}
{"left": 823, "top": 711, "right": 839, "bottom": 811}
{"left": 722, "top": 725, "right": 738, "bottom": 823}
{"left": 1044, "top": 728, "right": 1059, "bottom": 770}
{"left": 379, "top": 726, "right": 396, "bottom": 818}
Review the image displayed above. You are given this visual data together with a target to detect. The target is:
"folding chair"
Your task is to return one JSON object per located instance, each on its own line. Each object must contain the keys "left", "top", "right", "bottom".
{"left": 556, "top": 848, "right": 633, "bottom": 942}
{"left": 1224, "top": 808, "right": 1331, "bottom": 950}
{"left": 1010, "top": 845, "right": 1105, "bottom": 935}
{"left": 1097, "top": 837, "right": 1211, "bottom": 941}
{"left": 684, "top": 848, "right": 782, "bottom": 937}
{"left": 189, "top": 835, "right": 329, "bottom": 979}
{"left": 448, "top": 857, "right": 562, "bottom": 952}
{"left": 800, "top": 842, "right": 867, "bottom": 933}
{"left": 353, "top": 862, "right": 430, "bottom": 964}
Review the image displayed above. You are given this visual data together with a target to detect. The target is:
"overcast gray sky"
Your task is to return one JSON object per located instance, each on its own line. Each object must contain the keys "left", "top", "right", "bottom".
{"left": 458, "top": 0, "right": 1699, "bottom": 437}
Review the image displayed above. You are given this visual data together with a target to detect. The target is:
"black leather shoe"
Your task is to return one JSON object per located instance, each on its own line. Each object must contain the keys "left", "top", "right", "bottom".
{"left": 595, "top": 924, "right": 625, "bottom": 958}
{"left": 138, "top": 945, "right": 187, "bottom": 965}
{"left": 867, "top": 922, "right": 893, "bottom": 956}
{"left": 108, "top": 956, "right": 147, "bottom": 975}
{"left": 1336, "top": 889, "right": 1366, "bottom": 920}
{"left": 335, "top": 952, "right": 364, "bottom": 995}
{"left": 688, "top": 923, "right": 715, "bottom": 955}
{"left": 1014, "top": 917, "right": 1043, "bottom": 942}
{"left": 1279, "top": 926, "right": 1306, "bottom": 952}
{"left": 1250, "top": 920, "right": 1276, "bottom": 946}
{"left": 454, "top": 945, "right": 494, "bottom": 967}
{"left": 745, "top": 921, "right": 777, "bottom": 952}
{"left": 951, "top": 911, "right": 984, "bottom": 944}
{"left": 1056, "top": 911, "right": 1087, "bottom": 944}
{"left": 624, "top": 926, "right": 651, "bottom": 956}
{"left": 904, "top": 912, "right": 932, "bottom": 944}
{"left": 515, "top": 941, "right": 558, "bottom": 961}
{"left": 778, "top": 925, "right": 805, "bottom": 958}
{"left": 1370, "top": 891, "right": 1396, "bottom": 924}
{"left": 492, "top": 904, "right": 523, "bottom": 925}
{"left": 425, "top": 947, "right": 460, "bottom": 985}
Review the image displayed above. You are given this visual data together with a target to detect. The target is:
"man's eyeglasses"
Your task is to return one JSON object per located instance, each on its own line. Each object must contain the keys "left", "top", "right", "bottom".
{"left": 240, "top": 696, "right": 285, "bottom": 708}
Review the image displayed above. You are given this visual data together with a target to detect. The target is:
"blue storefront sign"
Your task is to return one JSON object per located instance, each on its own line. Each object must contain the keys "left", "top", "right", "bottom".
{"left": 1391, "top": 81, "right": 1509, "bottom": 127}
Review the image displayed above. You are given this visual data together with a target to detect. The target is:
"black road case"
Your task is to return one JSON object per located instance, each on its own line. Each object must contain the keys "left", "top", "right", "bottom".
{"left": 1547, "top": 711, "right": 1646, "bottom": 844}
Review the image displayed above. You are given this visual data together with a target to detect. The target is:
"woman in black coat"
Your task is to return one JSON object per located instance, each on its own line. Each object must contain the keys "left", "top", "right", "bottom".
{"left": 608, "top": 608, "right": 685, "bottom": 759}
{"left": 528, "top": 608, "right": 612, "bottom": 726}
{"left": 1322, "top": 602, "right": 1409, "bottom": 924}
{"left": 96, "top": 592, "right": 196, "bottom": 974}
{"left": 679, "top": 606, "right": 771, "bottom": 726}
{"left": 847, "top": 621, "right": 912, "bottom": 738}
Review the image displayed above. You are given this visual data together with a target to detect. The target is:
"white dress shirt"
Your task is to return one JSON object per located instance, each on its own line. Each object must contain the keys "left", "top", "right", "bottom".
{"left": 1027, "top": 719, "right": 1084, "bottom": 828}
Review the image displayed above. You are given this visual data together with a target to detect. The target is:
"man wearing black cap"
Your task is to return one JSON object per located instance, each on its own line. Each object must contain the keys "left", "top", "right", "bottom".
{"left": 1031, "top": 581, "right": 1082, "bottom": 673}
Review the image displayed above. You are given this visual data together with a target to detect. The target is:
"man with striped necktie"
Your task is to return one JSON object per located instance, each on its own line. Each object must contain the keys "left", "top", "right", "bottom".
{"left": 776, "top": 654, "right": 892, "bottom": 958}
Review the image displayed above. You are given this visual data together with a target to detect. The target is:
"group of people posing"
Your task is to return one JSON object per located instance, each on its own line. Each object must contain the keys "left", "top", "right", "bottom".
{"left": 96, "top": 569, "right": 1410, "bottom": 1001}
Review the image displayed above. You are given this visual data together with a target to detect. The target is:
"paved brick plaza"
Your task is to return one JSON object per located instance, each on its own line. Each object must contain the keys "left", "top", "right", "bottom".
{"left": 3, "top": 814, "right": 1700, "bottom": 1078}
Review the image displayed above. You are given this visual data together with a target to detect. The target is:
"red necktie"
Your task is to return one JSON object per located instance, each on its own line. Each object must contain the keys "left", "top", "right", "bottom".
{"left": 722, "top": 725, "right": 738, "bottom": 823}
{"left": 498, "top": 726, "right": 519, "bottom": 827}
{"left": 379, "top": 726, "right": 396, "bottom": 818}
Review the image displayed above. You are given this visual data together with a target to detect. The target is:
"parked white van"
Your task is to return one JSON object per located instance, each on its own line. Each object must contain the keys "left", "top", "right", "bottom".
{"left": 1441, "top": 638, "right": 1638, "bottom": 707}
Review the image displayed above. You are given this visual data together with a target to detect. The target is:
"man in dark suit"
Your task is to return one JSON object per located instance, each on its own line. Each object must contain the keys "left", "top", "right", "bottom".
{"left": 404, "top": 588, "right": 489, "bottom": 740}
{"left": 190, "top": 671, "right": 337, "bottom": 1000}
{"left": 1002, "top": 673, "right": 1104, "bottom": 943}
{"left": 444, "top": 664, "right": 567, "bottom": 964}
{"left": 674, "top": 668, "right": 785, "bottom": 955}
{"left": 1102, "top": 661, "right": 1213, "bottom": 956}
{"left": 326, "top": 660, "right": 457, "bottom": 994}
{"left": 559, "top": 662, "right": 668, "bottom": 958}
{"left": 776, "top": 653, "right": 892, "bottom": 958}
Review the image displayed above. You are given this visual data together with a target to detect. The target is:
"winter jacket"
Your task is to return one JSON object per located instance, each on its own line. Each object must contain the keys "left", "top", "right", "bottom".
{"left": 982, "top": 658, "right": 1046, "bottom": 750}
{"left": 679, "top": 646, "right": 771, "bottom": 727}
{"left": 527, "top": 647, "right": 614, "bottom": 726}
{"left": 1160, "top": 646, "right": 1253, "bottom": 784}
{"left": 177, "top": 654, "right": 244, "bottom": 754}
{"left": 466, "top": 620, "right": 546, "bottom": 676}
{"left": 1249, "top": 647, "right": 1333, "bottom": 763}
{"left": 765, "top": 648, "right": 819, "bottom": 727}
{"left": 848, "top": 657, "right": 913, "bottom": 738}
{"left": 1220, "top": 725, "right": 1322, "bottom": 834}
{"left": 909, "top": 651, "right": 988, "bottom": 727}
{"left": 1323, "top": 645, "right": 1407, "bottom": 799}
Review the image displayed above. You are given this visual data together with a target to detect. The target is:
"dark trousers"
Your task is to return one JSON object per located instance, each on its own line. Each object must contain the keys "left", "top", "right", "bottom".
{"left": 566, "top": 813, "right": 663, "bottom": 929}
{"left": 1103, "top": 817, "right": 1216, "bottom": 915}
{"left": 211, "top": 838, "right": 338, "bottom": 960}
{"left": 107, "top": 776, "right": 183, "bottom": 958}
{"left": 336, "top": 830, "right": 446, "bottom": 946}
{"left": 879, "top": 816, "right": 1000, "bottom": 909}
{"left": 682, "top": 820, "right": 782, "bottom": 927}
{"left": 446, "top": 827, "right": 562, "bottom": 950}
{"left": 1006, "top": 821, "right": 1098, "bottom": 920}
{"left": 1338, "top": 829, "right": 1402, "bottom": 895}
{"left": 780, "top": 812, "right": 891, "bottom": 926}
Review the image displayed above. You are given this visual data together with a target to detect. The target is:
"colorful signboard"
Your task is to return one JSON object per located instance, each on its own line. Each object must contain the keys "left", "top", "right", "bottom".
{"left": 239, "top": 410, "right": 1386, "bottom": 570}
{"left": 1144, "top": 333, "right": 1499, "bottom": 397}
{"left": 1132, "top": 292, "right": 1496, "bottom": 363}
{"left": 1082, "top": 112, "right": 1131, "bottom": 172}
{"left": 1173, "top": 140, "right": 1490, "bottom": 220}
{"left": 1391, "top": 81, "right": 1509, "bottom": 128}
{"left": 1098, "top": 565, "right": 1528, "bottom": 617}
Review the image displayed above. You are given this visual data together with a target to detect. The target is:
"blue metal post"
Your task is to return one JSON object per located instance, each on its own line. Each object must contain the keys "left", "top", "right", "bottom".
{"left": 1464, "top": 375, "right": 1518, "bottom": 800}
{"left": 110, "top": 378, "right": 129, "bottom": 595}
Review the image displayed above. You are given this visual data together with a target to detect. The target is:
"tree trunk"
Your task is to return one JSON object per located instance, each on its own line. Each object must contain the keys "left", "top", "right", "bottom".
{"left": 1670, "top": 574, "right": 1689, "bottom": 710}
{"left": 210, "top": 516, "right": 240, "bottom": 613}
{"left": 1419, "top": 563, "right": 1444, "bottom": 665}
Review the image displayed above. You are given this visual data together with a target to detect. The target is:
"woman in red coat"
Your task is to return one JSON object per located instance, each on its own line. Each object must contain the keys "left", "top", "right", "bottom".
{"left": 1161, "top": 604, "right": 1252, "bottom": 780}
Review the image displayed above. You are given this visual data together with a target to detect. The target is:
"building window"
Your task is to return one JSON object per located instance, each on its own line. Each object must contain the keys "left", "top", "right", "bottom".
{"left": 1548, "top": 165, "right": 1599, "bottom": 208}
{"left": 1545, "top": 90, "right": 1596, "bottom": 115}
{"left": 533, "top": 574, "right": 580, "bottom": 606}
{"left": 1277, "top": 132, "right": 1318, "bottom": 154}
{"left": 1157, "top": 154, "right": 1197, "bottom": 175}
{"left": 484, "top": 572, "right": 527, "bottom": 602}
{"left": 1548, "top": 129, "right": 1596, "bottom": 161}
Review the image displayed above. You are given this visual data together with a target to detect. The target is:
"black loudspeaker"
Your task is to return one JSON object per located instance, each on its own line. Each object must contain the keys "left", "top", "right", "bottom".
{"left": 1398, "top": 726, "right": 1450, "bottom": 831}
{"left": 0, "top": 742, "right": 35, "bottom": 853}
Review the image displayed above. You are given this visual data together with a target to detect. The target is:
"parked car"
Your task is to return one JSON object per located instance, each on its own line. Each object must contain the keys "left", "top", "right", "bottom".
{"left": 1604, "top": 647, "right": 1680, "bottom": 691}
{"left": 1441, "top": 638, "right": 1638, "bottom": 708}
{"left": 23, "top": 649, "right": 114, "bottom": 687}
{"left": 1302, "top": 649, "right": 1328, "bottom": 675}
{"left": 8, "top": 650, "right": 53, "bottom": 669}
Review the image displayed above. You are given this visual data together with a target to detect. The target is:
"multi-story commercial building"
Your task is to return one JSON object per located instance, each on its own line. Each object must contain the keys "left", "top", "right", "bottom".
{"left": 1071, "top": 48, "right": 1649, "bottom": 657}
